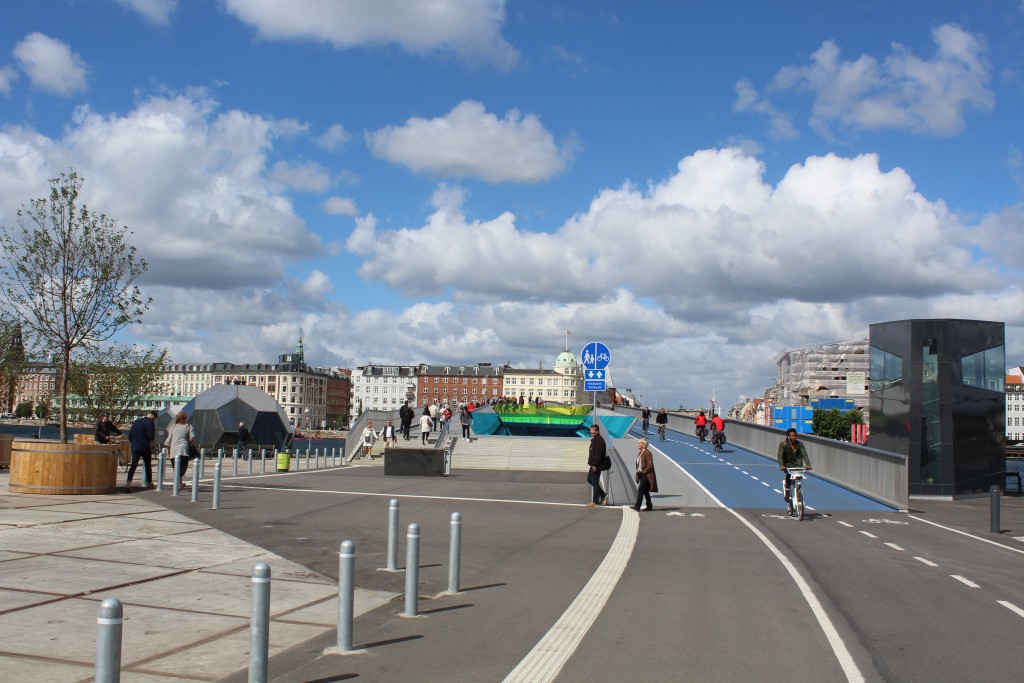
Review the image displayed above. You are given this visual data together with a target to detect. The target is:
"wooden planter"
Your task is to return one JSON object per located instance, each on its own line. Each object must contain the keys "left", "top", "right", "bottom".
{"left": 0, "top": 434, "right": 13, "bottom": 468}
{"left": 9, "top": 440, "right": 118, "bottom": 495}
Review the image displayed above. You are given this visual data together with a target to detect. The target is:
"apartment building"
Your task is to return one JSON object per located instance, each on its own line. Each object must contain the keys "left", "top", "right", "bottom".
{"left": 350, "top": 364, "right": 418, "bottom": 421}
{"left": 767, "top": 338, "right": 870, "bottom": 410}
{"left": 416, "top": 362, "right": 504, "bottom": 408}
{"left": 503, "top": 351, "right": 583, "bottom": 403}
{"left": 1008, "top": 367, "right": 1024, "bottom": 443}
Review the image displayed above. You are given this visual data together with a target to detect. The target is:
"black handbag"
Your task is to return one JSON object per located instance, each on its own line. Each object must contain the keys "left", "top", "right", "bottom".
{"left": 188, "top": 443, "right": 200, "bottom": 460}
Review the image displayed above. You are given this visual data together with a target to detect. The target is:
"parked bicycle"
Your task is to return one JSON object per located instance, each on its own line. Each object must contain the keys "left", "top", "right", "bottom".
{"left": 786, "top": 467, "right": 807, "bottom": 520}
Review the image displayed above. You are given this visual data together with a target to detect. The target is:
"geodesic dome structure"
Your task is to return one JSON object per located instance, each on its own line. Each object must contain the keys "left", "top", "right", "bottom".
{"left": 183, "top": 385, "right": 293, "bottom": 451}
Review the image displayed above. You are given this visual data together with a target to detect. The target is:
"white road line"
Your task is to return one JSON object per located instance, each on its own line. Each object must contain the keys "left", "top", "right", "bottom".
{"left": 761, "top": 482, "right": 770, "bottom": 486}
{"left": 773, "top": 489, "right": 784, "bottom": 494}
{"left": 658, "top": 453, "right": 865, "bottom": 683}
{"left": 838, "top": 521, "right": 854, "bottom": 528}
{"left": 884, "top": 543, "right": 904, "bottom": 551}
{"left": 741, "top": 470, "right": 749, "bottom": 474}
{"left": 733, "top": 466, "right": 741, "bottom": 470}
{"left": 998, "top": 601, "right": 1024, "bottom": 619}
{"left": 950, "top": 575, "right": 980, "bottom": 588}
{"left": 908, "top": 515, "right": 1024, "bottom": 556}
{"left": 859, "top": 531, "right": 877, "bottom": 539}
{"left": 503, "top": 507, "right": 638, "bottom": 683}
{"left": 914, "top": 557, "right": 939, "bottom": 567}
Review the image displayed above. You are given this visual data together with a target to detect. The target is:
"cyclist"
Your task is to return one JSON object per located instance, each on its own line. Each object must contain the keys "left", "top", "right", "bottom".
{"left": 777, "top": 428, "right": 812, "bottom": 514}
{"left": 655, "top": 408, "right": 668, "bottom": 441}
{"left": 694, "top": 411, "right": 708, "bottom": 442}
{"left": 641, "top": 406, "right": 651, "bottom": 434}
{"left": 709, "top": 413, "right": 725, "bottom": 449}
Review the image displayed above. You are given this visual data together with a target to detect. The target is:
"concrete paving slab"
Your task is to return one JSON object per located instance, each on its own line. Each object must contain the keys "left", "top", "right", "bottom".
{"left": 58, "top": 536, "right": 264, "bottom": 571}
{"left": 0, "top": 555, "right": 178, "bottom": 594}
{"left": 0, "top": 550, "right": 33, "bottom": 562}
{"left": 26, "top": 500, "right": 166, "bottom": 516}
{"left": 205, "top": 554, "right": 334, "bottom": 583}
{"left": 1, "top": 596, "right": 247, "bottom": 664}
{"left": 277, "top": 587, "right": 397, "bottom": 625}
{"left": 0, "top": 508, "right": 103, "bottom": 526}
{"left": 139, "top": 620, "right": 325, "bottom": 681}
{"left": 0, "top": 587, "right": 61, "bottom": 611}
{"left": 46, "top": 514, "right": 203, "bottom": 540}
{"left": 157, "top": 527, "right": 259, "bottom": 548}
{"left": 123, "top": 509, "right": 206, "bottom": 525}
{"left": 0, "top": 525, "right": 132, "bottom": 553}
{"left": 0, "top": 655, "right": 96, "bottom": 683}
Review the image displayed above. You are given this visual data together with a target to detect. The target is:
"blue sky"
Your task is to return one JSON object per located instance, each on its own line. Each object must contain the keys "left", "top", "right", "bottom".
{"left": 1, "top": 0, "right": 1023, "bottom": 409}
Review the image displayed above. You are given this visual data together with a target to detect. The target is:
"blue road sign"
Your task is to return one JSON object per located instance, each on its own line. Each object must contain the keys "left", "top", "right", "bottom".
{"left": 584, "top": 369, "right": 605, "bottom": 380}
{"left": 585, "top": 380, "right": 607, "bottom": 392}
{"left": 581, "top": 342, "right": 610, "bottom": 370}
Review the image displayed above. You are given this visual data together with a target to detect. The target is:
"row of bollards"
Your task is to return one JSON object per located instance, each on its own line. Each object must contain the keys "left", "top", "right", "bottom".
{"left": 95, "top": 502, "right": 465, "bottom": 679}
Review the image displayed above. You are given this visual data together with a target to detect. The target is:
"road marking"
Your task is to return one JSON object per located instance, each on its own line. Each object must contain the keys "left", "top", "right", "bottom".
{"left": 859, "top": 531, "right": 877, "bottom": 539}
{"left": 220, "top": 483, "right": 587, "bottom": 508}
{"left": 914, "top": 557, "right": 938, "bottom": 567}
{"left": 733, "top": 466, "right": 741, "bottom": 470}
{"left": 838, "top": 521, "right": 854, "bottom": 528}
{"left": 772, "top": 488, "right": 783, "bottom": 494}
{"left": 884, "top": 543, "right": 904, "bottom": 551}
{"left": 908, "top": 515, "right": 1024, "bottom": 556}
{"left": 950, "top": 575, "right": 980, "bottom": 588}
{"left": 863, "top": 518, "right": 908, "bottom": 525}
{"left": 503, "top": 506, "right": 638, "bottom": 683}
{"left": 998, "top": 601, "right": 1024, "bottom": 619}
{"left": 741, "top": 470, "right": 749, "bottom": 474}
{"left": 750, "top": 476, "right": 759, "bottom": 481}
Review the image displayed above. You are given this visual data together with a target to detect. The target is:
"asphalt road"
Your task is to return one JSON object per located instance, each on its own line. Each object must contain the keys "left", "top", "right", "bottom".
{"left": 149, "top": 431, "right": 1024, "bottom": 682}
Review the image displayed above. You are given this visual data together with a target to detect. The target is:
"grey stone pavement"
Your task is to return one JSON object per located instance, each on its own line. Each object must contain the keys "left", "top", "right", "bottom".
{"left": 2, "top": 454, "right": 1023, "bottom": 682}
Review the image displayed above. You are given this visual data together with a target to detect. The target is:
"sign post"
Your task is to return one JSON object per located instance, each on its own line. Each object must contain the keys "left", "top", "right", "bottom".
{"left": 581, "top": 341, "right": 611, "bottom": 398}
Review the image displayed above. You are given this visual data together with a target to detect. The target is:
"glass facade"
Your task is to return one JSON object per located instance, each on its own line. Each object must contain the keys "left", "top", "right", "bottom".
{"left": 869, "top": 319, "right": 1005, "bottom": 496}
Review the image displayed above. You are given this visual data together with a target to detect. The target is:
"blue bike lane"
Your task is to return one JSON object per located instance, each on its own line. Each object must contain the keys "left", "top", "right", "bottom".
{"left": 629, "top": 424, "right": 894, "bottom": 512}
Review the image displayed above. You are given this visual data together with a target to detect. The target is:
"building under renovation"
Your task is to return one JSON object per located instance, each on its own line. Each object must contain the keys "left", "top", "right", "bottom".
{"left": 767, "top": 338, "right": 870, "bottom": 410}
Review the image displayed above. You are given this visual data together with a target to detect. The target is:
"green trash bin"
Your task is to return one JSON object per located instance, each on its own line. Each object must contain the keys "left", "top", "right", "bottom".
{"left": 276, "top": 449, "right": 291, "bottom": 472}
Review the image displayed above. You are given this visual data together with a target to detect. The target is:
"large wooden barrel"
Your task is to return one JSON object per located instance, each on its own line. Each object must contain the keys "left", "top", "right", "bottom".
{"left": 9, "top": 440, "right": 118, "bottom": 494}
{"left": 0, "top": 433, "right": 13, "bottom": 468}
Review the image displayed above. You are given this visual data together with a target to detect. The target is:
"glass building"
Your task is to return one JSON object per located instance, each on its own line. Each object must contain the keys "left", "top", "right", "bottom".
{"left": 869, "top": 319, "right": 1005, "bottom": 496}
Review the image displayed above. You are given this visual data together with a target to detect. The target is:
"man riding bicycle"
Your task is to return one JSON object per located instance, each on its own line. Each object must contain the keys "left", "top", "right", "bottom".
{"left": 641, "top": 406, "right": 651, "bottom": 434}
{"left": 777, "top": 428, "right": 812, "bottom": 514}
{"left": 655, "top": 408, "right": 668, "bottom": 440}
{"left": 709, "top": 413, "right": 725, "bottom": 447}
{"left": 694, "top": 411, "right": 708, "bottom": 441}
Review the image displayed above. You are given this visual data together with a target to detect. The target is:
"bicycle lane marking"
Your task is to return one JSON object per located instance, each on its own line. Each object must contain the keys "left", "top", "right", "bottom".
{"left": 655, "top": 450, "right": 867, "bottom": 683}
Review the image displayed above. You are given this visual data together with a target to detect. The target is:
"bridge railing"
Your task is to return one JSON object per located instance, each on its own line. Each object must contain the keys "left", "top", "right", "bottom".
{"left": 617, "top": 406, "right": 908, "bottom": 510}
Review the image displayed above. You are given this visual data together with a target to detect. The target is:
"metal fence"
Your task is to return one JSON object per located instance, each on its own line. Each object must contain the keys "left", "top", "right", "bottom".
{"left": 617, "top": 406, "right": 908, "bottom": 510}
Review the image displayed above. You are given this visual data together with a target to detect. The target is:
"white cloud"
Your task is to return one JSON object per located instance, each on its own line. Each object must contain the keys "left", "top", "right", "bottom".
{"left": 733, "top": 78, "right": 798, "bottom": 140}
{"left": 116, "top": 0, "right": 178, "bottom": 26}
{"left": 298, "top": 269, "right": 333, "bottom": 298}
{"left": 13, "top": 33, "right": 88, "bottom": 96}
{"left": 317, "top": 123, "right": 350, "bottom": 152}
{"left": 324, "top": 196, "right": 357, "bottom": 216}
{"left": 0, "top": 65, "right": 18, "bottom": 94}
{"left": 743, "top": 23, "right": 994, "bottom": 138}
{"left": 223, "top": 0, "right": 518, "bottom": 68}
{"left": 269, "top": 160, "right": 333, "bottom": 192}
{"left": 366, "top": 100, "right": 575, "bottom": 183}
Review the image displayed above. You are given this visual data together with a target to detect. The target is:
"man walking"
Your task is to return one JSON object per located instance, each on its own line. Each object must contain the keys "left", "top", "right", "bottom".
{"left": 586, "top": 424, "right": 608, "bottom": 507}
{"left": 400, "top": 401, "right": 413, "bottom": 440}
{"left": 125, "top": 411, "right": 156, "bottom": 493}
{"left": 236, "top": 421, "right": 251, "bottom": 458}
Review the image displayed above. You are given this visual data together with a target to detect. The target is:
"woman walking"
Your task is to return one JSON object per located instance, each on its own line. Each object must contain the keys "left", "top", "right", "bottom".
{"left": 633, "top": 437, "right": 658, "bottom": 511}
{"left": 164, "top": 411, "right": 196, "bottom": 488}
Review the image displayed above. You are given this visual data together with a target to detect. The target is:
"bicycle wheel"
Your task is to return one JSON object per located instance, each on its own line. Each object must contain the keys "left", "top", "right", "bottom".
{"left": 118, "top": 451, "right": 130, "bottom": 473}
{"left": 795, "top": 487, "right": 805, "bottom": 520}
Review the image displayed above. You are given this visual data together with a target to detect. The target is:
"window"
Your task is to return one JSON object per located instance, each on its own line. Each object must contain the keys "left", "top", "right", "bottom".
{"left": 961, "top": 345, "right": 1005, "bottom": 392}
{"left": 869, "top": 346, "right": 903, "bottom": 392}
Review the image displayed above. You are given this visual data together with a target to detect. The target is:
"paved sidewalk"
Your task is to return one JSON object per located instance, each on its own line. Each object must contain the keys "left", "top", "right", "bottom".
{"left": 0, "top": 472, "right": 395, "bottom": 682}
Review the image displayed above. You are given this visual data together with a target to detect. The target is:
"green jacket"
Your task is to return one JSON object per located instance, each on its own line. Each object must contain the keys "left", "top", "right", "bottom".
{"left": 777, "top": 439, "right": 811, "bottom": 469}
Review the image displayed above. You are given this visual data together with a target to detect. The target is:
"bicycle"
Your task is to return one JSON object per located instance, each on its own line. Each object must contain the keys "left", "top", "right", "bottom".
{"left": 711, "top": 430, "right": 725, "bottom": 452}
{"left": 113, "top": 440, "right": 130, "bottom": 473}
{"left": 642, "top": 418, "right": 650, "bottom": 434}
{"left": 786, "top": 467, "right": 807, "bottom": 520}
{"left": 657, "top": 423, "right": 666, "bottom": 442}
{"left": 695, "top": 425, "right": 707, "bottom": 443}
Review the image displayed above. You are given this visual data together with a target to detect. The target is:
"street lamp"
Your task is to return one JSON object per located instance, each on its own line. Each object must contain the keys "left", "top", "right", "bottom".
{"left": 304, "top": 407, "right": 311, "bottom": 455}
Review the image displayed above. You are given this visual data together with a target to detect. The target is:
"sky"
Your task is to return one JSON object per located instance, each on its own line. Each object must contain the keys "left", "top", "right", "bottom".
{"left": 1, "top": 0, "right": 1024, "bottom": 410}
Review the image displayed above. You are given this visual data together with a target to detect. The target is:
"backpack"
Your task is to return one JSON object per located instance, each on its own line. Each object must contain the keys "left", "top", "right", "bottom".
{"left": 599, "top": 453, "right": 612, "bottom": 471}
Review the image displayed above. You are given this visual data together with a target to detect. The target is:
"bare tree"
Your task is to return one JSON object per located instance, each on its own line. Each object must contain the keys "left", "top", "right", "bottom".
{"left": 0, "top": 171, "right": 151, "bottom": 442}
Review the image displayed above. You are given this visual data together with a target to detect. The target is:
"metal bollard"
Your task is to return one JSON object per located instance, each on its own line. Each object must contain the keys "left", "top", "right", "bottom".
{"left": 337, "top": 540, "right": 355, "bottom": 652}
{"left": 448, "top": 512, "right": 462, "bottom": 593}
{"left": 233, "top": 447, "right": 238, "bottom": 476}
{"left": 991, "top": 484, "right": 1001, "bottom": 533}
{"left": 249, "top": 563, "right": 271, "bottom": 683}
{"left": 199, "top": 448, "right": 206, "bottom": 478}
{"left": 172, "top": 455, "right": 181, "bottom": 496}
{"left": 218, "top": 447, "right": 224, "bottom": 464}
{"left": 404, "top": 523, "right": 420, "bottom": 617}
{"left": 387, "top": 499, "right": 400, "bottom": 571}
{"left": 305, "top": 448, "right": 310, "bottom": 470}
{"left": 157, "top": 450, "right": 165, "bottom": 491}
{"left": 95, "top": 597, "right": 123, "bottom": 683}
{"left": 191, "top": 457, "right": 199, "bottom": 503}
{"left": 316, "top": 447, "right": 321, "bottom": 468}
{"left": 260, "top": 449, "right": 265, "bottom": 474}
{"left": 213, "top": 461, "right": 222, "bottom": 510}
{"left": 248, "top": 448, "right": 253, "bottom": 475}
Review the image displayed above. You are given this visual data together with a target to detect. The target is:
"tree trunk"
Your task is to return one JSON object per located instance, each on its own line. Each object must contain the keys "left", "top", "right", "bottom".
{"left": 59, "top": 345, "right": 70, "bottom": 444}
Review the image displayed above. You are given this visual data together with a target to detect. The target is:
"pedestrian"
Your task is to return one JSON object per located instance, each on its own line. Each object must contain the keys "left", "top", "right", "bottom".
{"left": 124, "top": 411, "right": 157, "bottom": 493}
{"left": 236, "top": 421, "right": 251, "bottom": 458}
{"left": 95, "top": 413, "right": 121, "bottom": 444}
{"left": 632, "top": 437, "right": 658, "bottom": 511}
{"left": 459, "top": 404, "right": 473, "bottom": 438}
{"left": 429, "top": 401, "right": 439, "bottom": 431}
{"left": 441, "top": 405, "right": 452, "bottom": 431}
{"left": 164, "top": 411, "right": 196, "bottom": 488}
{"left": 420, "top": 407, "right": 433, "bottom": 445}
{"left": 381, "top": 418, "right": 398, "bottom": 447}
{"left": 399, "top": 401, "right": 413, "bottom": 440}
{"left": 361, "top": 421, "right": 377, "bottom": 459}
{"left": 586, "top": 424, "right": 609, "bottom": 506}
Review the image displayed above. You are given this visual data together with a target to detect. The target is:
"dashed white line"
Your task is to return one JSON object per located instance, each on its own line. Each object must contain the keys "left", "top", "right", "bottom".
{"left": 741, "top": 471, "right": 749, "bottom": 475}
{"left": 998, "top": 601, "right": 1024, "bottom": 619}
{"left": 914, "top": 557, "right": 939, "bottom": 567}
{"left": 859, "top": 531, "right": 877, "bottom": 539}
{"left": 773, "top": 489, "right": 784, "bottom": 494}
{"left": 733, "top": 466, "right": 741, "bottom": 470}
{"left": 884, "top": 543, "right": 905, "bottom": 551}
{"left": 751, "top": 476, "right": 760, "bottom": 481}
{"left": 950, "top": 575, "right": 980, "bottom": 588}
{"left": 838, "top": 521, "right": 854, "bottom": 528}
{"left": 761, "top": 482, "right": 770, "bottom": 486}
